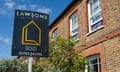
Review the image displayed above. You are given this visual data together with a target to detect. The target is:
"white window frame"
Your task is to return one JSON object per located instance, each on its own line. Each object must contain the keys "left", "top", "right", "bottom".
{"left": 85, "top": 55, "right": 101, "bottom": 72}
{"left": 52, "top": 29, "right": 58, "bottom": 40}
{"left": 70, "top": 12, "right": 79, "bottom": 40}
{"left": 88, "top": 0, "right": 103, "bottom": 33}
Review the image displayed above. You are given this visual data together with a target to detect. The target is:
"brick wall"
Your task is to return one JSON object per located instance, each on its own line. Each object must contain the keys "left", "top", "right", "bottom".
{"left": 83, "top": 43, "right": 105, "bottom": 72}
{"left": 49, "top": 0, "right": 82, "bottom": 39}
{"left": 49, "top": 0, "right": 120, "bottom": 72}
{"left": 84, "top": 0, "right": 120, "bottom": 43}
{"left": 104, "top": 36, "right": 120, "bottom": 72}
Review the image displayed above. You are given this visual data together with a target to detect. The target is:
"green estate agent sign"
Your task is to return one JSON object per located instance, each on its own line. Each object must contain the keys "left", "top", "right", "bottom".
{"left": 12, "top": 10, "right": 49, "bottom": 57}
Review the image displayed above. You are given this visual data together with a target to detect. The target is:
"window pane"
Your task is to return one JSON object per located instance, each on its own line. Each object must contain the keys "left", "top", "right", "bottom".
{"left": 72, "top": 14, "right": 78, "bottom": 29}
{"left": 52, "top": 29, "right": 58, "bottom": 39}
{"left": 90, "top": 2, "right": 93, "bottom": 15}
{"left": 93, "top": 0, "right": 99, "bottom": 11}
{"left": 90, "top": 0, "right": 100, "bottom": 15}
{"left": 94, "top": 4, "right": 99, "bottom": 13}
{"left": 91, "top": 20, "right": 102, "bottom": 31}
{"left": 92, "top": 12, "right": 102, "bottom": 23}
{"left": 90, "top": 59, "right": 98, "bottom": 64}
{"left": 72, "top": 33, "right": 78, "bottom": 40}
{"left": 90, "top": 64, "right": 98, "bottom": 72}
{"left": 93, "top": 0, "right": 98, "bottom": 3}
{"left": 70, "top": 12, "right": 78, "bottom": 40}
{"left": 88, "top": 0, "right": 102, "bottom": 32}
{"left": 87, "top": 55, "right": 101, "bottom": 72}
{"left": 72, "top": 28, "right": 78, "bottom": 34}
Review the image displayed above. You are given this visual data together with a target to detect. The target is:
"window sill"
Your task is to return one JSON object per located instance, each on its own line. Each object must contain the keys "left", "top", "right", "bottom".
{"left": 86, "top": 25, "right": 104, "bottom": 36}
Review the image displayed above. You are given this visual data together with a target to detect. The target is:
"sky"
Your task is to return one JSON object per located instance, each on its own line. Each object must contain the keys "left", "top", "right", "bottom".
{"left": 0, "top": 0, "right": 72, "bottom": 59}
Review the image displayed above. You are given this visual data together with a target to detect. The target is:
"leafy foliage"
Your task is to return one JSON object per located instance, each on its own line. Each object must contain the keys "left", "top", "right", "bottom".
{"left": 45, "top": 36, "right": 86, "bottom": 72}
{"left": 0, "top": 58, "right": 43, "bottom": 72}
{"left": 0, "top": 37, "right": 87, "bottom": 72}
{"left": 0, "top": 58, "right": 27, "bottom": 72}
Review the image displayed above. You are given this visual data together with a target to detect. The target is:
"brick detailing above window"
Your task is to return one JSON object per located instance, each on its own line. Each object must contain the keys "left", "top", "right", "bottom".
{"left": 74, "top": 28, "right": 120, "bottom": 51}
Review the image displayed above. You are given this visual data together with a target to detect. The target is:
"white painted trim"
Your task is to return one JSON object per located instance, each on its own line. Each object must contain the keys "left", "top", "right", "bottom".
{"left": 87, "top": 55, "right": 100, "bottom": 72}
{"left": 88, "top": 0, "right": 102, "bottom": 33}
{"left": 86, "top": 25, "right": 104, "bottom": 36}
{"left": 69, "top": 12, "right": 79, "bottom": 40}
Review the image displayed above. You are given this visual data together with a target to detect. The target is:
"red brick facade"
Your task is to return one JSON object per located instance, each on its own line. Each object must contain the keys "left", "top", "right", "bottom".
{"left": 49, "top": 0, "right": 120, "bottom": 72}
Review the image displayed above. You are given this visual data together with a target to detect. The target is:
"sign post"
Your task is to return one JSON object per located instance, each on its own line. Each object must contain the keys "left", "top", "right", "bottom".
{"left": 12, "top": 10, "right": 49, "bottom": 72}
{"left": 28, "top": 57, "right": 33, "bottom": 72}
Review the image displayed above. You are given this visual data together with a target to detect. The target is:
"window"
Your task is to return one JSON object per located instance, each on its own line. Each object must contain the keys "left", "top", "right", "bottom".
{"left": 52, "top": 29, "right": 58, "bottom": 40}
{"left": 85, "top": 55, "right": 101, "bottom": 72}
{"left": 70, "top": 12, "right": 79, "bottom": 40}
{"left": 88, "top": 0, "right": 103, "bottom": 33}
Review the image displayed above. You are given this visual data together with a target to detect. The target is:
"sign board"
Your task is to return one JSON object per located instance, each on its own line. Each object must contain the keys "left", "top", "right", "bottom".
{"left": 12, "top": 10, "right": 49, "bottom": 57}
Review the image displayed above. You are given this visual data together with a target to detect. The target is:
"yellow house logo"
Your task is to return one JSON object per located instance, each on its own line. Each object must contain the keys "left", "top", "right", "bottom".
{"left": 22, "top": 20, "right": 41, "bottom": 46}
